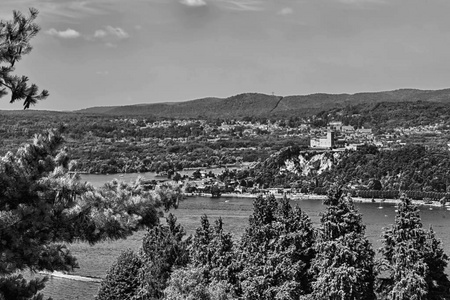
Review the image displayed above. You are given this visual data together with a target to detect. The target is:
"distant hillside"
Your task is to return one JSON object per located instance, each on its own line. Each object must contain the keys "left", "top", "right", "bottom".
{"left": 75, "top": 106, "right": 120, "bottom": 114}
{"left": 77, "top": 94, "right": 282, "bottom": 118}
{"left": 316, "top": 100, "right": 450, "bottom": 128}
{"left": 75, "top": 88, "right": 450, "bottom": 119}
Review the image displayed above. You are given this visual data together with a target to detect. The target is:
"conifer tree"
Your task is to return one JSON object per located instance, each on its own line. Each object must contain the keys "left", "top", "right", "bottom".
{"left": 0, "top": 131, "right": 182, "bottom": 300}
{"left": 309, "top": 188, "right": 376, "bottom": 300}
{"left": 95, "top": 249, "right": 143, "bottom": 300}
{"left": 424, "top": 228, "right": 450, "bottom": 300}
{"left": 0, "top": 9, "right": 49, "bottom": 108}
{"left": 237, "top": 195, "right": 315, "bottom": 300}
{"left": 163, "top": 216, "right": 237, "bottom": 300}
{"left": 379, "top": 195, "right": 450, "bottom": 300}
{"left": 132, "top": 214, "right": 190, "bottom": 299}
{"left": 190, "top": 216, "right": 236, "bottom": 284}
{"left": 163, "top": 266, "right": 233, "bottom": 300}
{"left": 1, "top": 8, "right": 185, "bottom": 300}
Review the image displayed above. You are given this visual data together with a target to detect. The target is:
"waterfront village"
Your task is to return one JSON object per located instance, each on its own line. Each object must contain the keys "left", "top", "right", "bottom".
{"left": 118, "top": 118, "right": 446, "bottom": 150}
{"left": 125, "top": 118, "right": 450, "bottom": 205}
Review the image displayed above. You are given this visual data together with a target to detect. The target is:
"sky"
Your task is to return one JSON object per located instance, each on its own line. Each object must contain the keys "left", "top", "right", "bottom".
{"left": 1, "top": 0, "right": 450, "bottom": 111}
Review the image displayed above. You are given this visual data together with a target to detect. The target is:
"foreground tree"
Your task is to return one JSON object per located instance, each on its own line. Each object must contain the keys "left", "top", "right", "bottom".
{"left": 163, "top": 216, "right": 237, "bottom": 300}
{"left": 163, "top": 267, "right": 233, "bottom": 300}
{"left": 379, "top": 194, "right": 450, "bottom": 300}
{"left": 309, "top": 188, "right": 376, "bottom": 300}
{"left": 189, "top": 216, "right": 236, "bottom": 284}
{"left": 0, "top": 8, "right": 48, "bottom": 108}
{"left": 237, "top": 195, "right": 315, "bottom": 300}
{"left": 132, "top": 214, "right": 189, "bottom": 299}
{"left": 95, "top": 249, "right": 143, "bottom": 300}
{"left": 0, "top": 131, "right": 182, "bottom": 300}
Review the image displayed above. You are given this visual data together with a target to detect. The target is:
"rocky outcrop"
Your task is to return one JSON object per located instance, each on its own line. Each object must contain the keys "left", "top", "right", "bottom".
{"left": 280, "top": 152, "right": 343, "bottom": 177}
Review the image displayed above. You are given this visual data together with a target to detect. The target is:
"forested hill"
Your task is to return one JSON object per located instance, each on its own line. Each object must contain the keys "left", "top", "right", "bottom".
{"left": 252, "top": 145, "right": 450, "bottom": 193}
{"left": 314, "top": 100, "right": 450, "bottom": 128}
{"left": 77, "top": 94, "right": 280, "bottom": 118}
{"left": 75, "top": 88, "right": 450, "bottom": 119}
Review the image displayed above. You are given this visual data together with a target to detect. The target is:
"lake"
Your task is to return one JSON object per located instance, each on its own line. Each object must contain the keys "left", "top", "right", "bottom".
{"left": 37, "top": 174, "right": 450, "bottom": 300}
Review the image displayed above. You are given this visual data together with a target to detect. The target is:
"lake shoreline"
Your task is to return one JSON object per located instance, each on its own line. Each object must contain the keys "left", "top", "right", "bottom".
{"left": 187, "top": 192, "right": 449, "bottom": 208}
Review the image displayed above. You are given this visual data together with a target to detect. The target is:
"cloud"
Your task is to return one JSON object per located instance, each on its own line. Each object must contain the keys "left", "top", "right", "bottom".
{"left": 93, "top": 26, "right": 129, "bottom": 40}
{"left": 46, "top": 28, "right": 81, "bottom": 39}
{"left": 278, "top": 7, "right": 293, "bottom": 15}
{"left": 105, "top": 26, "right": 129, "bottom": 39}
{"left": 220, "top": 0, "right": 264, "bottom": 11}
{"left": 335, "top": 0, "right": 386, "bottom": 5}
{"left": 94, "top": 29, "right": 107, "bottom": 38}
{"left": 181, "top": 0, "right": 207, "bottom": 7}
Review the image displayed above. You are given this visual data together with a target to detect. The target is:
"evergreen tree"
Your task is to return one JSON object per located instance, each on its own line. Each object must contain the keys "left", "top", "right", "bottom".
{"left": 132, "top": 214, "right": 190, "bottom": 299}
{"left": 424, "top": 228, "right": 450, "bottom": 300}
{"left": 163, "top": 215, "right": 237, "bottom": 300}
{"left": 379, "top": 195, "right": 450, "bottom": 300}
{"left": 309, "top": 188, "right": 376, "bottom": 300}
{"left": 0, "top": 9, "right": 49, "bottom": 108}
{"left": 95, "top": 249, "right": 143, "bottom": 300}
{"left": 190, "top": 216, "right": 236, "bottom": 284}
{"left": 0, "top": 131, "right": 181, "bottom": 300}
{"left": 237, "top": 195, "right": 315, "bottom": 300}
{"left": 163, "top": 266, "right": 234, "bottom": 300}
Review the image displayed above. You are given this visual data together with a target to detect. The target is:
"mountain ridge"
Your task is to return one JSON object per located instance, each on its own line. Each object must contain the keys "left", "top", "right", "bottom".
{"left": 74, "top": 88, "right": 450, "bottom": 118}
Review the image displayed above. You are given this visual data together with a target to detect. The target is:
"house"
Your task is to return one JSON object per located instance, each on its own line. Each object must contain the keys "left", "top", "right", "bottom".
{"left": 310, "top": 131, "right": 335, "bottom": 148}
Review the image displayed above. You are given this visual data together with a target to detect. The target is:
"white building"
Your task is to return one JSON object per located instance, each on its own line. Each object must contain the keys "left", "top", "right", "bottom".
{"left": 310, "top": 131, "right": 335, "bottom": 148}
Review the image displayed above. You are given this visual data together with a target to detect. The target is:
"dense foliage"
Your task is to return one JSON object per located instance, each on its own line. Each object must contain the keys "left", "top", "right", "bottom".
{"left": 309, "top": 188, "right": 375, "bottom": 300}
{"left": 0, "top": 130, "right": 182, "bottom": 300}
{"left": 237, "top": 195, "right": 315, "bottom": 299}
{"left": 94, "top": 249, "right": 143, "bottom": 300}
{"left": 0, "top": 9, "right": 187, "bottom": 299}
{"left": 164, "top": 216, "right": 237, "bottom": 300}
{"left": 318, "top": 101, "right": 450, "bottom": 130}
{"left": 98, "top": 191, "right": 450, "bottom": 300}
{"left": 0, "top": 112, "right": 313, "bottom": 174}
{"left": 96, "top": 214, "right": 189, "bottom": 300}
{"left": 253, "top": 144, "right": 450, "bottom": 193}
{"left": 0, "top": 9, "right": 48, "bottom": 109}
{"left": 379, "top": 195, "right": 450, "bottom": 300}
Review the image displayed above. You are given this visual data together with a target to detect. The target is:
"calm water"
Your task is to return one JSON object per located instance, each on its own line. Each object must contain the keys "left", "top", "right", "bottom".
{"left": 37, "top": 174, "right": 450, "bottom": 300}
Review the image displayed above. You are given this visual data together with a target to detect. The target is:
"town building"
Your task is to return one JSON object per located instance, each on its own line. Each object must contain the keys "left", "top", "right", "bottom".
{"left": 310, "top": 131, "right": 335, "bottom": 148}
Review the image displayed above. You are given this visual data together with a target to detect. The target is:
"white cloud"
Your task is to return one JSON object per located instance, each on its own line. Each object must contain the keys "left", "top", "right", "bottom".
{"left": 92, "top": 26, "right": 129, "bottom": 40}
{"left": 278, "top": 7, "right": 293, "bottom": 15}
{"left": 46, "top": 28, "right": 81, "bottom": 39}
{"left": 94, "top": 29, "right": 107, "bottom": 38}
{"left": 181, "top": 0, "right": 207, "bottom": 7}
{"left": 105, "top": 26, "right": 129, "bottom": 39}
{"left": 220, "top": 0, "right": 263, "bottom": 11}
